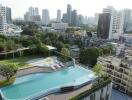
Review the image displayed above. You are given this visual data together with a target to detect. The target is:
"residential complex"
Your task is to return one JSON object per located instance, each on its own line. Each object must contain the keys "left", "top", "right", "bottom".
{"left": 98, "top": 48, "right": 132, "bottom": 95}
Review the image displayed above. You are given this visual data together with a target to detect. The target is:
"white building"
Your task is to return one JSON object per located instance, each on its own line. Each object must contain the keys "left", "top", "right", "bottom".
{"left": 51, "top": 22, "right": 68, "bottom": 30}
{"left": 0, "top": 4, "right": 7, "bottom": 35}
{"left": 103, "top": 6, "right": 124, "bottom": 40}
{"left": 42, "top": 9, "right": 50, "bottom": 26}
{"left": 6, "top": 24, "right": 22, "bottom": 37}
{"left": 56, "top": 10, "right": 61, "bottom": 22}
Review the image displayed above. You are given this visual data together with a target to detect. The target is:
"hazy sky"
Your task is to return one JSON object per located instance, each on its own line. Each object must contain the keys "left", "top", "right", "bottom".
{"left": 0, "top": 0, "right": 132, "bottom": 19}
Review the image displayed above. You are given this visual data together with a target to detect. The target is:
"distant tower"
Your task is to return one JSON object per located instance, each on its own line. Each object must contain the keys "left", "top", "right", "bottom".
{"left": 35, "top": 7, "right": 39, "bottom": 15}
{"left": 67, "top": 4, "right": 72, "bottom": 24}
{"left": 6, "top": 7, "right": 12, "bottom": 23}
{"left": 42, "top": 9, "right": 50, "bottom": 26}
{"left": 57, "top": 9, "right": 61, "bottom": 22}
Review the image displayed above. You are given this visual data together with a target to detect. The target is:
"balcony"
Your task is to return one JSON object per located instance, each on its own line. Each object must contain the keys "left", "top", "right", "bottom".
{"left": 118, "top": 68, "right": 123, "bottom": 73}
{"left": 114, "top": 72, "right": 122, "bottom": 78}
{"left": 107, "top": 69, "right": 113, "bottom": 75}
{"left": 120, "top": 63, "right": 129, "bottom": 69}
{"left": 113, "top": 77, "right": 121, "bottom": 83}
{"left": 124, "top": 71, "right": 129, "bottom": 75}
{"left": 107, "top": 64, "right": 114, "bottom": 70}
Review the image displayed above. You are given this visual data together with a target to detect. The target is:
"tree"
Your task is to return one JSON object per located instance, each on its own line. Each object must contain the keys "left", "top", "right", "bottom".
{"left": 92, "top": 64, "right": 102, "bottom": 76}
{"left": 55, "top": 41, "right": 65, "bottom": 51}
{"left": 61, "top": 48, "right": 70, "bottom": 61}
{"left": 79, "top": 47, "right": 100, "bottom": 67}
{"left": 0, "top": 63, "right": 17, "bottom": 81}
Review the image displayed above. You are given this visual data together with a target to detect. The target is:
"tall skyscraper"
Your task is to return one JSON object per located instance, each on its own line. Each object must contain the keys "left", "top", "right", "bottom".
{"left": 56, "top": 10, "right": 61, "bottom": 22}
{"left": 97, "top": 13, "right": 111, "bottom": 39}
{"left": 42, "top": 9, "right": 50, "bottom": 26}
{"left": 97, "top": 6, "right": 124, "bottom": 40}
{"left": 123, "top": 9, "right": 132, "bottom": 32}
{"left": 67, "top": 4, "right": 72, "bottom": 24}
{"left": 71, "top": 10, "right": 77, "bottom": 26}
{"left": 6, "top": 7, "right": 12, "bottom": 23}
{"left": 34, "top": 7, "right": 39, "bottom": 15}
{"left": 77, "top": 14, "right": 84, "bottom": 26}
{"left": 0, "top": 4, "right": 7, "bottom": 34}
{"left": 29, "top": 7, "right": 35, "bottom": 17}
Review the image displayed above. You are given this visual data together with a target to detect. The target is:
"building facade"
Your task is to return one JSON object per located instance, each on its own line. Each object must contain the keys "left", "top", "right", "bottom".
{"left": 97, "top": 6, "right": 124, "bottom": 40}
{"left": 123, "top": 9, "right": 132, "bottom": 33}
{"left": 6, "top": 7, "right": 12, "bottom": 23}
{"left": 0, "top": 4, "right": 7, "bottom": 35}
{"left": 56, "top": 9, "right": 61, "bottom": 22}
{"left": 98, "top": 54, "right": 132, "bottom": 95}
{"left": 42, "top": 9, "right": 50, "bottom": 26}
{"left": 97, "top": 13, "right": 111, "bottom": 39}
{"left": 24, "top": 7, "right": 41, "bottom": 24}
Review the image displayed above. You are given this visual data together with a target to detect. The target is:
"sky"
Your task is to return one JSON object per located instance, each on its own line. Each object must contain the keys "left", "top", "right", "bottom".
{"left": 0, "top": 0, "right": 132, "bottom": 19}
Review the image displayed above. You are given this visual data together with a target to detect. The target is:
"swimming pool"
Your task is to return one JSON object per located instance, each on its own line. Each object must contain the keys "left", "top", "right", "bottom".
{"left": 0, "top": 66, "right": 96, "bottom": 100}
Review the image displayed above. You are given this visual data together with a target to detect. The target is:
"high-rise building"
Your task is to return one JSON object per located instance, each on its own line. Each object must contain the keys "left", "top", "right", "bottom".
{"left": 62, "top": 13, "right": 67, "bottom": 23}
{"left": 66, "top": 4, "right": 72, "bottom": 24}
{"left": 0, "top": 4, "right": 7, "bottom": 34}
{"left": 71, "top": 10, "right": 77, "bottom": 26}
{"left": 97, "top": 6, "right": 124, "bottom": 40}
{"left": 6, "top": 7, "right": 12, "bottom": 23}
{"left": 97, "top": 13, "right": 111, "bottom": 39}
{"left": 42, "top": 9, "right": 50, "bottom": 26}
{"left": 29, "top": 7, "right": 35, "bottom": 17}
{"left": 34, "top": 7, "right": 39, "bottom": 15}
{"left": 24, "top": 7, "right": 41, "bottom": 24}
{"left": 56, "top": 10, "right": 61, "bottom": 22}
{"left": 123, "top": 9, "right": 132, "bottom": 32}
{"left": 77, "top": 14, "right": 84, "bottom": 26}
{"left": 24, "top": 12, "right": 30, "bottom": 22}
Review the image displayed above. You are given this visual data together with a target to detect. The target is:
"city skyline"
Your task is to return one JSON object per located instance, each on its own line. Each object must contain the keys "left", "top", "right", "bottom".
{"left": 1, "top": 0, "right": 132, "bottom": 19}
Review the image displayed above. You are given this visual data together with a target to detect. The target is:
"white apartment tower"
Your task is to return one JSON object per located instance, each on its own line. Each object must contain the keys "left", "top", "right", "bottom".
{"left": 103, "top": 6, "right": 124, "bottom": 40}
{"left": 42, "top": 9, "right": 50, "bottom": 26}
{"left": 0, "top": 4, "right": 7, "bottom": 34}
{"left": 56, "top": 10, "right": 61, "bottom": 22}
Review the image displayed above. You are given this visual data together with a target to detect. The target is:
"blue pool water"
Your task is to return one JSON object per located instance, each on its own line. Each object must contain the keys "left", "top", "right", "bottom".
{"left": 1, "top": 66, "right": 96, "bottom": 100}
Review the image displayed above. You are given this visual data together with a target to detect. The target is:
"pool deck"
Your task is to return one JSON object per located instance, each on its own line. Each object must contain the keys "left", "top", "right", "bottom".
{"left": 46, "top": 83, "right": 92, "bottom": 100}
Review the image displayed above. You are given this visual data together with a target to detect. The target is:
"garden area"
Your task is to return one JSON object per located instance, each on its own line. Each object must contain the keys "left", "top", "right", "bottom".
{"left": 0, "top": 55, "right": 42, "bottom": 68}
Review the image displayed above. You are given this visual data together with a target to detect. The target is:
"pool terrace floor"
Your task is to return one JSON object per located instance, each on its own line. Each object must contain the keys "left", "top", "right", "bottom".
{"left": 46, "top": 83, "right": 92, "bottom": 100}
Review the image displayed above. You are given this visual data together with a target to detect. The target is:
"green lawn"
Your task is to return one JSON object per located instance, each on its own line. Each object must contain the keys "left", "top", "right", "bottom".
{"left": 0, "top": 56, "right": 42, "bottom": 68}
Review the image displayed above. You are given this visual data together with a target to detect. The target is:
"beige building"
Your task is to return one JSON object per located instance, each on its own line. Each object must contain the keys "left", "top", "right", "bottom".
{"left": 98, "top": 52, "right": 132, "bottom": 95}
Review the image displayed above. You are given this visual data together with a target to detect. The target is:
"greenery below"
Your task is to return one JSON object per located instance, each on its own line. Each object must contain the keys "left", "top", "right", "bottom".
{"left": 0, "top": 56, "right": 41, "bottom": 68}
{"left": 0, "top": 77, "right": 15, "bottom": 87}
{"left": 79, "top": 46, "right": 113, "bottom": 67}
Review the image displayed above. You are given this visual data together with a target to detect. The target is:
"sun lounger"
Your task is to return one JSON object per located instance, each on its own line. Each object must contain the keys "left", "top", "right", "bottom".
{"left": 59, "top": 63, "right": 64, "bottom": 67}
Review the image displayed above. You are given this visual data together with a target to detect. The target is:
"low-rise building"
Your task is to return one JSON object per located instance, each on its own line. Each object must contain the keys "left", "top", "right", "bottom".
{"left": 6, "top": 24, "right": 22, "bottom": 37}
{"left": 97, "top": 51, "right": 132, "bottom": 95}
{"left": 51, "top": 22, "right": 68, "bottom": 32}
